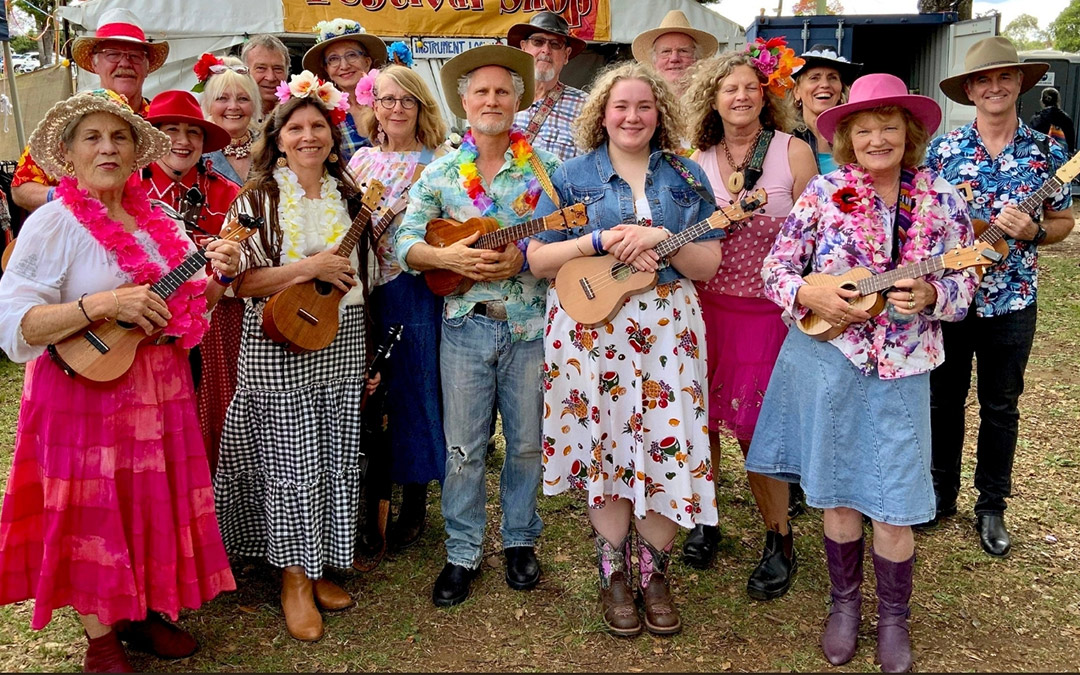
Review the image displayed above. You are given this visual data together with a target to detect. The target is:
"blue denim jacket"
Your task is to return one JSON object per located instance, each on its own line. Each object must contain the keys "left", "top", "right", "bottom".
{"left": 532, "top": 143, "right": 718, "bottom": 284}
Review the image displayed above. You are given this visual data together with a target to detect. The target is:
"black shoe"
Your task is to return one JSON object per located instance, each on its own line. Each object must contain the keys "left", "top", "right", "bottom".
{"left": 913, "top": 501, "right": 957, "bottom": 531}
{"left": 747, "top": 529, "right": 796, "bottom": 601}
{"left": 976, "top": 513, "right": 1011, "bottom": 557}
{"left": 788, "top": 483, "right": 806, "bottom": 519}
{"left": 388, "top": 484, "right": 428, "bottom": 552}
{"left": 432, "top": 563, "right": 477, "bottom": 607}
{"left": 682, "top": 524, "right": 720, "bottom": 569}
{"left": 504, "top": 546, "right": 541, "bottom": 590}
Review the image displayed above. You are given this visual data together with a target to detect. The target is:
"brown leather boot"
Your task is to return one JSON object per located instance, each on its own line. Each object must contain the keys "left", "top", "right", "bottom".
{"left": 83, "top": 630, "right": 134, "bottom": 673}
{"left": 281, "top": 568, "right": 324, "bottom": 642}
{"left": 639, "top": 536, "right": 681, "bottom": 635}
{"left": 595, "top": 532, "right": 640, "bottom": 636}
{"left": 314, "top": 577, "right": 355, "bottom": 611}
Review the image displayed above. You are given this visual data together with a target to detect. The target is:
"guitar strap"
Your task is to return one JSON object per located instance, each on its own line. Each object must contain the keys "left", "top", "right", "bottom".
{"left": 891, "top": 168, "right": 917, "bottom": 268}
{"left": 742, "top": 129, "right": 776, "bottom": 194}
{"left": 528, "top": 153, "right": 561, "bottom": 208}
{"left": 523, "top": 82, "right": 565, "bottom": 144}
{"left": 663, "top": 153, "right": 715, "bottom": 204}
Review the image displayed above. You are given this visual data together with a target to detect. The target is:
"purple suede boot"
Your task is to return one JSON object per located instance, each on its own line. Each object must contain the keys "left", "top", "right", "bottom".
{"left": 873, "top": 551, "right": 915, "bottom": 673}
{"left": 821, "top": 535, "right": 864, "bottom": 666}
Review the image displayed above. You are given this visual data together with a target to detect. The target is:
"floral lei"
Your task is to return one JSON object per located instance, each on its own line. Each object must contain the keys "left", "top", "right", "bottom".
{"left": 744, "top": 37, "right": 804, "bottom": 97}
{"left": 56, "top": 176, "right": 210, "bottom": 348}
{"left": 459, "top": 127, "right": 540, "bottom": 216}
{"left": 274, "top": 165, "right": 350, "bottom": 264}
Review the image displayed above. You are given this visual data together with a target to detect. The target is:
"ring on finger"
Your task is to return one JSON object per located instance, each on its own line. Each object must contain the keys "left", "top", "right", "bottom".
{"left": 908, "top": 291, "right": 915, "bottom": 302}
{"left": 907, "top": 300, "right": 915, "bottom": 310}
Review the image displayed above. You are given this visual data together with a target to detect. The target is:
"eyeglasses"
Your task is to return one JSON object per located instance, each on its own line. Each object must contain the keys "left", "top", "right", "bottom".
{"left": 324, "top": 50, "right": 368, "bottom": 69}
{"left": 94, "top": 48, "right": 148, "bottom": 65}
{"left": 210, "top": 63, "right": 250, "bottom": 75}
{"left": 375, "top": 95, "right": 419, "bottom": 110}
{"left": 525, "top": 35, "right": 567, "bottom": 51}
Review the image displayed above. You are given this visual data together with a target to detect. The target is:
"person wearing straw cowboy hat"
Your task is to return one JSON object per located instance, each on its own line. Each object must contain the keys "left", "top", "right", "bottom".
{"left": 747, "top": 72, "right": 978, "bottom": 672}
{"left": 924, "top": 37, "right": 1074, "bottom": 557}
{"left": 790, "top": 44, "right": 863, "bottom": 174}
{"left": 632, "top": 9, "right": 718, "bottom": 88}
{"left": 11, "top": 7, "right": 168, "bottom": 212}
{"left": 394, "top": 44, "right": 559, "bottom": 609}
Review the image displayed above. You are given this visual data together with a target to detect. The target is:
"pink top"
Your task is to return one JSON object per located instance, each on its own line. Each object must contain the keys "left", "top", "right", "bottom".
{"left": 694, "top": 131, "right": 796, "bottom": 298}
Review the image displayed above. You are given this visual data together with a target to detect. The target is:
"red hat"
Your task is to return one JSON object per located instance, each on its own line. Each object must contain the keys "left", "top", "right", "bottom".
{"left": 146, "top": 90, "right": 231, "bottom": 153}
{"left": 71, "top": 8, "right": 170, "bottom": 74}
{"left": 816, "top": 73, "right": 942, "bottom": 144}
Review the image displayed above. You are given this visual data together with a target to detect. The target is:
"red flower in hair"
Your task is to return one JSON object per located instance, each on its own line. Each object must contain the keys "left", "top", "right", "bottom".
{"left": 193, "top": 53, "right": 222, "bottom": 83}
{"left": 764, "top": 37, "right": 786, "bottom": 49}
{"left": 832, "top": 186, "right": 860, "bottom": 213}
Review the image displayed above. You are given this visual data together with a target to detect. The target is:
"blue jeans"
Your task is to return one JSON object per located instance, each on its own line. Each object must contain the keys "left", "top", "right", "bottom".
{"left": 439, "top": 312, "right": 544, "bottom": 569}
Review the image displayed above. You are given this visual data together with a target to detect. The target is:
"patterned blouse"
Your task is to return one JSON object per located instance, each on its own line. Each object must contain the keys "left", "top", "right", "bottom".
{"left": 762, "top": 165, "right": 978, "bottom": 380}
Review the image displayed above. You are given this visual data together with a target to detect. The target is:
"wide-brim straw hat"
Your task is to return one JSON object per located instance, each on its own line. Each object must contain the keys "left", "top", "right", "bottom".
{"left": 793, "top": 44, "right": 862, "bottom": 86}
{"left": 631, "top": 10, "right": 718, "bottom": 66}
{"left": 507, "top": 11, "right": 587, "bottom": 59}
{"left": 302, "top": 18, "right": 388, "bottom": 81}
{"left": 29, "top": 89, "right": 172, "bottom": 180}
{"left": 939, "top": 36, "right": 1048, "bottom": 105}
{"left": 817, "top": 73, "right": 942, "bottom": 144}
{"left": 146, "top": 90, "right": 231, "bottom": 153}
{"left": 70, "top": 8, "right": 169, "bottom": 74}
{"left": 439, "top": 45, "right": 535, "bottom": 120}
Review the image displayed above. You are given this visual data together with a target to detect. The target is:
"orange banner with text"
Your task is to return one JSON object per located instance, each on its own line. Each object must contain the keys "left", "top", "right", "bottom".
{"left": 284, "top": 0, "right": 610, "bottom": 41}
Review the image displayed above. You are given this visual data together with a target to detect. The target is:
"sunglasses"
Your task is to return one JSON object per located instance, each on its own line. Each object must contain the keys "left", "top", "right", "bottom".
{"left": 209, "top": 63, "right": 250, "bottom": 75}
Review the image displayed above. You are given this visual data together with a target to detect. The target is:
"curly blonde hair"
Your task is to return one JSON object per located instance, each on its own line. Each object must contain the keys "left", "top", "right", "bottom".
{"left": 831, "top": 106, "right": 930, "bottom": 169}
{"left": 683, "top": 52, "right": 794, "bottom": 151}
{"left": 364, "top": 65, "right": 448, "bottom": 150}
{"left": 573, "top": 61, "right": 683, "bottom": 153}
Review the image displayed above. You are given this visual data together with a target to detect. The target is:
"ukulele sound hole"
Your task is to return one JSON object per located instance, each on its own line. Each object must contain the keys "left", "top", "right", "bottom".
{"left": 610, "top": 264, "right": 633, "bottom": 282}
{"left": 839, "top": 281, "right": 858, "bottom": 293}
{"left": 314, "top": 280, "right": 334, "bottom": 296}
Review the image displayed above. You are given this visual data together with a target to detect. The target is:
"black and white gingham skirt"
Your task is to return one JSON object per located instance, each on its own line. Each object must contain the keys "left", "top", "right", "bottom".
{"left": 214, "top": 300, "right": 367, "bottom": 578}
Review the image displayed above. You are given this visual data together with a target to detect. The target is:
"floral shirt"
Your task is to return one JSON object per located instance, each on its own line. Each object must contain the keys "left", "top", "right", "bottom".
{"left": 762, "top": 165, "right": 978, "bottom": 380}
{"left": 395, "top": 138, "right": 560, "bottom": 343}
{"left": 926, "top": 119, "right": 1071, "bottom": 318}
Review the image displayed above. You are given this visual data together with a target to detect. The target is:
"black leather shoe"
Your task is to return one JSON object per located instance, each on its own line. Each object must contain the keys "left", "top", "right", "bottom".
{"left": 504, "top": 546, "right": 541, "bottom": 590}
{"left": 432, "top": 563, "right": 477, "bottom": 607}
{"left": 913, "top": 501, "right": 957, "bottom": 531}
{"left": 747, "top": 529, "right": 796, "bottom": 601}
{"left": 788, "top": 483, "right": 806, "bottom": 519}
{"left": 976, "top": 513, "right": 1011, "bottom": 557}
{"left": 682, "top": 524, "right": 720, "bottom": 569}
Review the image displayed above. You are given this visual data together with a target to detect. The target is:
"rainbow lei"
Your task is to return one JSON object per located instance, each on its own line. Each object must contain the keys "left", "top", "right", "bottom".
{"left": 744, "top": 37, "right": 804, "bottom": 97}
{"left": 458, "top": 127, "right": 540, "bottom": 216}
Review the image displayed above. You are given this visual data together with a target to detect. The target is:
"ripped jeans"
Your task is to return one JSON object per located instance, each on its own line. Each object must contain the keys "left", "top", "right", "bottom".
{"left": 439, "top": 311, "right": 544, "bottom": 570}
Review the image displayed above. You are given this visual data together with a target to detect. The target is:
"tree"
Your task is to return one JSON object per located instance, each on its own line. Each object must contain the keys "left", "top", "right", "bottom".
{"left": 10, "top": 34, "right": 38, "bottom": 54}
{"left": 1003, "top": 13, "right": 1050, "bottom": 51}
{"left": 12, "top": 0, "right": 57, "bottom": 66}
{"left": 792, "top": 0, "right": 844, "bottom": 15}
{"left": 1051, "top": 0, "right": 1080, "bottom": 53}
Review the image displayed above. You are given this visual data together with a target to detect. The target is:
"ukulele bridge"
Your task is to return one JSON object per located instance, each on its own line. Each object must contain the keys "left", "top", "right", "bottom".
{"left": 579, "top": 277, "right": 595, "bottom": 300}
{"left": 297, "top": 309, "right": 320, "bottom": 326}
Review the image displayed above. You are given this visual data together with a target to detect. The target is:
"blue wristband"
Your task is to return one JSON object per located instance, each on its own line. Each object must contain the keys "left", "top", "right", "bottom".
{"left": 46, "top": 187, "right": 56, "bottom": 203}
{"left": 214, "top": 271, "right": 235, "bottom": 285}
{"left": 591, "top": 229, "right": 605, "bottom": 254}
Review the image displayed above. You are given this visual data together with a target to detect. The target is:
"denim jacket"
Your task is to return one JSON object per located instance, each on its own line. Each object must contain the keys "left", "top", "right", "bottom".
{"left": 532, "top": 143, "right": 718, "bottom": 284}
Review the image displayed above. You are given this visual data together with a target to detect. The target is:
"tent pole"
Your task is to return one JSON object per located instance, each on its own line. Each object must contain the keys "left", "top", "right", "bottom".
{"left": 2, "top": 41, "right": 26, "bottom": 149}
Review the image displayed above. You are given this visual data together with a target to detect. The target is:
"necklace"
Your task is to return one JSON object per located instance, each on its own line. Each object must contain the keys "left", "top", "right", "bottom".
{"left": 719, "top": 127, "right": 764, "bottom": 194}
{"left": 274, "top": 166, "right": 350, "bottom": 264}
{"left": 222, "top": 132, "right": 253, "bottom": 159}
{"left": 459, "top": 127, "right": 540, "bottom": 216}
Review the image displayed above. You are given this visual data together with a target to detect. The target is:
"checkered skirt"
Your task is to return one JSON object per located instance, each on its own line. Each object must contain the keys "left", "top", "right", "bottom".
{"left": 214, "top": 300, "right": 367, "bottom": 578}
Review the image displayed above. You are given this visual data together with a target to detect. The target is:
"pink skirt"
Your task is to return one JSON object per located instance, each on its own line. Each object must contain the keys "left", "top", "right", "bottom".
{"left": 0, "top": 347, "right": 235, "bottom": 629}
{"left": 698, "top": 291, "right": 787, "bottom": 441}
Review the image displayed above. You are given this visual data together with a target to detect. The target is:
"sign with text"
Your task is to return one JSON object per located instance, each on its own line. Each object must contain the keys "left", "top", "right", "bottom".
{"left": 411, "top": 36, "right": 498, "bottom": 59}
{"left": 285, "top": 0, "right": 609, "bottom": 41}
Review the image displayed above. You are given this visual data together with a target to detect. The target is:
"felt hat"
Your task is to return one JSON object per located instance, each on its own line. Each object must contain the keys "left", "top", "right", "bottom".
{"left": 146, "top": 90, "right": 231, "bottom": 153}
{"left": 439, "top": 45, "right": 535, "bottom": 120}
{"left": 70, "top": 8, "right": 169, "bottom": 74}
{"left": 302, "top": 18, "right": 388, "bottom": 81}
{"left": 793, "top": 44, "right": 862, "bottom": 86}
{"left": 507, "top": 11, "right": 587, "bottom": 59}
{"left": 939, "top": 36, "right": 1048, "bottom": 105}
{"left": 817, "top": 73, "right": 942, "bottom": 144}
{"left": 631, "top": 10, "right": 718, "bottom": 66}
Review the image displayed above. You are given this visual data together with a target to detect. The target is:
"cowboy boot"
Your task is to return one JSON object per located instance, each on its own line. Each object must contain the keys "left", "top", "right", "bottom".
{"left": 874, "top": 550, "right": 915, "bottom": 673}
{"left": 83, "top": 631, "right": 134, "bottom": 673}
{"left": 595, "top": 531, "right": 640, "bottom": 637}
{"left": 115, "top": 611, "right": 198, "bottom": 659}
{"left": 281, "top": 567, "right": 324, "bottom": 642}
{"left": 821, "top": 535, "right": 864, "bottom": 666}
{"left": 638, "top": 536, "right": 681, "bottom": 636}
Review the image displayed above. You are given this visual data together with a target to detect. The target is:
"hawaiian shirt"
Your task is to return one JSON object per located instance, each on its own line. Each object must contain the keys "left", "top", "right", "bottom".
{"left": 395, "top": 137, "right": 561, "bottom": 343}
{"left": 762, "top": 165, "right": 977, "bottom": 380}
{"left": 513, "top": 84, "right": 587, "bottom": 163}
{"left": 338, "top": 112, "right": 372, "bottom": 165}
{"left": 926, "top": 119, "right": 1071, "bottom": 318}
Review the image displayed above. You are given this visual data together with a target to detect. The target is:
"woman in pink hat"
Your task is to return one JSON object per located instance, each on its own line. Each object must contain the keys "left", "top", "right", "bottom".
{"left": 745, "top": 73, "right": 979, "bottom": 672}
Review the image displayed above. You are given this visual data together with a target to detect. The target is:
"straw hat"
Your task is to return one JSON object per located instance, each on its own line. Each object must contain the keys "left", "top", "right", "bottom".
{"left": 146, "top": 90, "right": 231, "bottom": 153}
{"left": 816, "top": 73, "right": 942, "bottom": 144}
{"left": 439, "top": 45, "right": 535, "bottom": 120}
{"left": 70, "top": 8, "right": 169, "bottom": 74}
{"left": 302, "top": 18, "right": 388, "bottom": 81}
{"left": 793, "top": 44, "right": 862, "bottom": 86}
{"left": 631, "top": 10, "right": 718, "bottom": 66}
{"left": 939, "top": 37, "right": 1048, "bottom": 105}
{"left": 29, "top": 89, "right": 171, "bottom": 179}
{"left": 507, "top": 12, "right": 587, "bottom": 59}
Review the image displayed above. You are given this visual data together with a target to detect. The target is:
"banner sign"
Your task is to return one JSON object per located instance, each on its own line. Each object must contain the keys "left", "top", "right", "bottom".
{"left": 285, "top": 0, "right": 610, "bottom": 42}
{"left": 411, "top": 36, "right": 498, "bottom": 59}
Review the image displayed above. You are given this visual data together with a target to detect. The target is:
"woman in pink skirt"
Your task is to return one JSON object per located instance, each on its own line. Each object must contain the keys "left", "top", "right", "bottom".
{"left": 0, "top": 90, "right": 238, "bottom": 672}
{"left": 681, "top": 43, "right": 817, "bottom": 597}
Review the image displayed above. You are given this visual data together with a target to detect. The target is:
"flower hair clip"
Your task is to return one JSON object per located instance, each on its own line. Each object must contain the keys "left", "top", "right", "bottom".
{"left": 192, "top": 53, "right": 224, "bottom": 92}
{"left": 388, "top": 41, "right": 413, "bottom": 67}
{"left": 276, "top": 70, "right": 351, "bottom": 125}
{"left": 354, "top": 68, "right": 379, "bottom": 107}
{"left": 744, "top": 37, "right": 804, "bottom": 97}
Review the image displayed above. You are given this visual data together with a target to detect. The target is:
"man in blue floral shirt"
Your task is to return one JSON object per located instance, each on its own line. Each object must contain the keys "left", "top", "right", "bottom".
{"left": 924, "top": 37, "right": 1074, "bottom": 557}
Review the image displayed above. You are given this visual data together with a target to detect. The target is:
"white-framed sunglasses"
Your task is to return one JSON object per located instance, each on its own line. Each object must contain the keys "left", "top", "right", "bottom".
{"left": 209, "top": 63, "right": 250, "bottom": 75}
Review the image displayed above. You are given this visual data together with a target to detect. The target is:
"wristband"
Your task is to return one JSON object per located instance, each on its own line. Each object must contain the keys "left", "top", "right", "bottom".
{"left": 47, "top": 187, "right": 56, "bottom": 203}
{"left": 77, "top": 293, "right": 92, "bottom": 322}
{"left": 214, "top": 271, "right": 236, "bottom": 285}
{"left": 591, "top": 229, "right": 605, "bottom": 254}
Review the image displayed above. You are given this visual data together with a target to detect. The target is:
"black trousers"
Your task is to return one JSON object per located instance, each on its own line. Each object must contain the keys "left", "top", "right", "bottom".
{"left": 929, "top": 303, "right": 1037, "bottom": 515}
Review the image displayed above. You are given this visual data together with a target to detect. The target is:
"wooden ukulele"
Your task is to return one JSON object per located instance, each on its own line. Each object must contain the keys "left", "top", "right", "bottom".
{"left": 423, "top": 203, "right": 588, "bottom": 296}
{"left": 554, "top": 189, "right": 767, "bottom": 328}
{"left": 797, "top": 244, "right": 1003, "bottom": 342}
{"left": 48, "top": 215, "right": 261, "bottom": 383}
{"left": 261, "top": 181, "right": 386, "bottom": 353}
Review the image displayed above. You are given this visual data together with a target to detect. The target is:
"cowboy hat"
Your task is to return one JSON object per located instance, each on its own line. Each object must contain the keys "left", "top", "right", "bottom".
{"left": 146, "top": 90, "right": 231, "bottom": 153}
{"left": 439, "top": 45, "right": 535, "bottom": 120}
{"left": 631, "top": 10, "right": 718, "bottom": 66}
{"left": 29, "top": 89, "right": 172, "bottom": 180}
{"left": 70, "top": 8, "right": 169, "bottom": 74}
{"left": 302, "top": 18, "right": 388, "bottom": 81}
{"left": 793, "top": 44, "right": 862, "bottom": 86}
{"left": 816, "top": 73, "right": 942, "bottom": 144}
{"left": 939, "top": 36, "right": 1048, "bottom": 105}
{"left": 507, "top": 12, "right": 587, "bottom": 59}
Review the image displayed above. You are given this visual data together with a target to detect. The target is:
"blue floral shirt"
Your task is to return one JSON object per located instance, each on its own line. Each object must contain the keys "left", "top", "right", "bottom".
{"left": 926, "top": 119, "right": 1071, "bottom": 318}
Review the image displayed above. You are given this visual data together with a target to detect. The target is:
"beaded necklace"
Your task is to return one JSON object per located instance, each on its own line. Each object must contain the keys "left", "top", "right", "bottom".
{"left": 222, "top": 132, "right": 253, "bottom": 159}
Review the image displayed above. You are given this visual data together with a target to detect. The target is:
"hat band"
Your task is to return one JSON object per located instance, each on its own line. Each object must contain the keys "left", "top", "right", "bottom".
{"left": 970, "top": 58, "right": 1021, "bottom": 71}
{"left": 95, "top": 22, "right": 149, "bottom": 43}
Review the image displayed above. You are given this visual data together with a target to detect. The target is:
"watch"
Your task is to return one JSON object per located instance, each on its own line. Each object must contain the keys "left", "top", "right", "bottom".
{"left": 1032, "top": 224, "right": 1048, "bottom": 245}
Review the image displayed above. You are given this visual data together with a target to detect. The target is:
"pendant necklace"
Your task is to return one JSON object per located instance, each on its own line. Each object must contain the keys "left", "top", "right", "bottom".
{"left": 719, "top": 127, "right": 764, "bottom": 194}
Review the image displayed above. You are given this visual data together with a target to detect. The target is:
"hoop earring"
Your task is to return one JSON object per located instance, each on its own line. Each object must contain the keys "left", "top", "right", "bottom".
{"left": 795, "top": 99, "right": 803, "bottom": 109}
{"left": 327, "top": 153, "right": 339, "bottom": 164}
{"left": 64, "top": 162, "right": 75, "bottom": 175}
{"left": 276, "top": 156, "right": 288, "bottom": 168}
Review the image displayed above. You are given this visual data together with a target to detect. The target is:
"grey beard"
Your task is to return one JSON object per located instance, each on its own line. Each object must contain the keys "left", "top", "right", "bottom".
{"left": 535, "top": 64, "right": 557, "bottom": 83}
{"left": 471, "top": 116, "right": 513, "bottom": 136}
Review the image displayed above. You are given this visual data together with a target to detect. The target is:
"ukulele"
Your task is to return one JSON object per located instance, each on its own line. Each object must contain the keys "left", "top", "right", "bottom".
{"left": 423, "top": 202, "right": 588, "bottom": 296}
{"left": 796, "top": 245, "right": 1003, "bottom": 342}
{"left": 261, "top": 181, "right": 386, "bottom": 353}
{"left": 48, "top": 214, "right": 262, "bottom": 383}
{"left": 554, "top": 189, "right": 767, "bottom": 328}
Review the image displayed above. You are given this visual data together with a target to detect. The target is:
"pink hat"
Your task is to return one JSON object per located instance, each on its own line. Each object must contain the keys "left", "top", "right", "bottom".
{"left": 816, "top": 73, "right": 941, "bottom": 144}
{"left": 70, "top": 8, "right": 170, "bottom": 74}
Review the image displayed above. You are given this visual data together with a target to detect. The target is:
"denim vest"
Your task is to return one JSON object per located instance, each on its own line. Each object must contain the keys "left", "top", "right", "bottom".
{"left": 533, "top": 144, "right": 718, "bottom": 284}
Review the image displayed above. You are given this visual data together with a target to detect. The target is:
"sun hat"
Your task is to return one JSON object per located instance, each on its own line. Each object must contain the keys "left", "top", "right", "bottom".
{"left": 146, "top": 90, "right": 231, "bottom": 153}
{"left": 302, "top": 18, "right": 388, "bottom": 81}
{"left": 70, "top": 8, "right": 169, "bottom": 74}
{"left": 793, "top": 44, "right": 862, "bottom": 86}
{"left": 939, "top": 36, "right": 1048, "bottom": 105}
{"left": 631, "top": 10, "right": 718, "bottom": 66}
{"left": 29, "top": 89, "right": 172, "bottom": 179}
{"left": 816, "top": 73, "right": 942, "bottom": 144}
{"left": 507, "top": 12, "right": 587, "bottom": 59}
{"left": 439, "top": 45, "right": 535, "bottom": 120}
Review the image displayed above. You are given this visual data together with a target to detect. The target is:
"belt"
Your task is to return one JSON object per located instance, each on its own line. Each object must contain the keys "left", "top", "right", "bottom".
{"left": 472, "top": 300, "right": 508, "bottom": 321}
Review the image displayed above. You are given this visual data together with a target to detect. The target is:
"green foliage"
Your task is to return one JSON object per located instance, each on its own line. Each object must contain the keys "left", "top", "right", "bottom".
{"left": 11, "top": 0, "right": 56, "bottom": 31}
{"left": 1004, "top": 13, "right": 1050, "bottom": 51}
{"left": 792, "top": 0, "right": 844, "bottom": 16}
{"left": 9, "top": 35, "right": 37, "bottom": 54}
{"left": 1051, "top": 0, "right": 1080, "bottom": 53}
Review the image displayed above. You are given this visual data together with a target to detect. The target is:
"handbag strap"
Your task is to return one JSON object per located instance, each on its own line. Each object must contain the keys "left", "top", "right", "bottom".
{"left": 523, "top": 82, "right": 565, "bottom": 144}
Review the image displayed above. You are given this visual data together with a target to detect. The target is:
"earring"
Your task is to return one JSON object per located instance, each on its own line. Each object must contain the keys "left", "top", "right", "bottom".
{"left": 64, "top": 161, "right": 75, "bottom": 175}
{"left": 795, "top": 99, "right": 803, "bottom": 109}
{"left": 276, "top": 156, "right": 288, "bottom": 168}
{"left": 327, "top": 153, "right": 339, "bottom": 164}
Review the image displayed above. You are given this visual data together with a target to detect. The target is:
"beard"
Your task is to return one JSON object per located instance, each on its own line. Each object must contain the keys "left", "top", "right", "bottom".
{"left": 470, "top": 114, "right": 514, "bottom": 136}
{"left": 534, "top": 63, "right": 557, "bottom": 83}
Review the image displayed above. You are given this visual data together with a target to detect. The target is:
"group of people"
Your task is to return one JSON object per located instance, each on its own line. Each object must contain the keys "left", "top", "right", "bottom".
{"left": 0, "top": 4, "right": 1070, "bottom": 672}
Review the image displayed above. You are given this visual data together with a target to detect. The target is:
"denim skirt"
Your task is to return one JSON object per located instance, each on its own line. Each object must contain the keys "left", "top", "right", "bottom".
{"left": 745, "top": 327, "right": 935, "bottom": 526}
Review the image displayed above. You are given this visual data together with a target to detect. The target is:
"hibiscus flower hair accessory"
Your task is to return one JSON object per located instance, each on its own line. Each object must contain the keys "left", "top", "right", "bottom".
{"left": 354, "top": 68, "right": 379, "bottom": 107}
{"left": 388, "top": 41, "right": 413, "bottom": 67}
{"left": 192, "top": 53, "right": 224, "bottom": 93}
{"left": 744, "top": 37, "right": 804, "bottom": 97}
{"left": 275, "top": 70, "right": 351, "bottom": 125}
